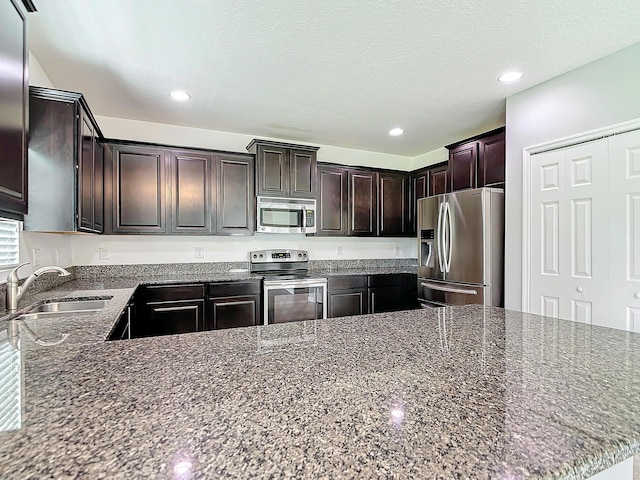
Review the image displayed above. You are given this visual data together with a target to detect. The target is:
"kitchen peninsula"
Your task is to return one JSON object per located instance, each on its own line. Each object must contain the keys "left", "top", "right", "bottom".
{"left": 1, "top": 278, "right": 639, "bottom": 479}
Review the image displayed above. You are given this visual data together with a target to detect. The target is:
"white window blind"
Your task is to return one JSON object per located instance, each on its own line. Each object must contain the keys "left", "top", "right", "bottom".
{"left": 0, "top": 219, "right": 20, "bottom": 269}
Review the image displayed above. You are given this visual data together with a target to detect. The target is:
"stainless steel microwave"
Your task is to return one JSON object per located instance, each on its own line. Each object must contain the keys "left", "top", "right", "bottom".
{"left": 256, "top": 196, "right": 317, "bottom": 234}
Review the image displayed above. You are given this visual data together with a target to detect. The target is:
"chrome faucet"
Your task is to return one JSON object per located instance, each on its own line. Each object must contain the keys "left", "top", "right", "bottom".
{"left": 6, "top": 262, "right": 71, "bottom": 312}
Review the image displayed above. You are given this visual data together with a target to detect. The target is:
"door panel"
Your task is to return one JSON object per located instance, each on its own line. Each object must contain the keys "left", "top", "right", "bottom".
{"left": 445, "top": 189, "right": 485, "bottom": 284}
{"left": 417, "top": 195, "right": 443, "bottom": 280}
{"left": 529, "top": 140, "right": 608, "bottom": 324}
{"left": 608, "top": 130, "right": 640, "bottom": 331}
{"left": 170, "top": 151, "right": 212, "bottom": 233}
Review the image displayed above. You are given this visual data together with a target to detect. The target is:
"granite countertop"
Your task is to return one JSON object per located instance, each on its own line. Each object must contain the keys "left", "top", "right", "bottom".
{"left": 2, "top": 283, "right": 640, "bottom": 478}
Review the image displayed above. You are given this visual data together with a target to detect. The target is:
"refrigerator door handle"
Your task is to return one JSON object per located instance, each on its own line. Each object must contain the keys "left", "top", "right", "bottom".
{"left": 437, "top": 202, "right": 445, "bottom": 273}
{"left": 420, "top": 281, "right": 478, "bottom": 296}
{"left": 445, "top": 201, "right": 453, "bottom": 273}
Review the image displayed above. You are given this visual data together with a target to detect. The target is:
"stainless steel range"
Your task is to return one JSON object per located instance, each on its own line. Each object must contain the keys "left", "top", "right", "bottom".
{"left": 250, "top": 249, "right": 327, "bottom": 325}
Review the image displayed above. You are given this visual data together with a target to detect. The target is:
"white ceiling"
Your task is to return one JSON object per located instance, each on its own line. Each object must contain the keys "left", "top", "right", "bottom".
{"left": 28, "top": 0, "right": 640, "bottom": 157}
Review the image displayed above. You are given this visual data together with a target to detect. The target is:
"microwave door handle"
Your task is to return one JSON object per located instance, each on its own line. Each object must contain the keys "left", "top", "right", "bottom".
{"left": 302, "top": 205, "right": 307, "bottom": 233}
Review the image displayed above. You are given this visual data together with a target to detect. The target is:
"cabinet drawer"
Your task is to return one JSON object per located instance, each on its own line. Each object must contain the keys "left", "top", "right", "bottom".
{"left": 368, "top": 273, "right": 411, "bottom": 288}
{"left": 144, "top": 284, "right": 204, "bottom": 302}
{"left": 207, "top": 281, "right": 261, "bottom": 297}
{"left": 328, "top": 275, "right": 367, "bottom": 289}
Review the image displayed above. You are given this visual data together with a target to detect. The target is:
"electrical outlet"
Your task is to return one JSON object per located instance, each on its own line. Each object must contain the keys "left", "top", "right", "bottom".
{"left": 394, "top": 245, "right": 400, "bottom": 256}
{"left": 32, "top": 248, "right": 41, "bottom": 267}
{"left": 195, "top": 247, "right": 204, "bottom": 259}
{"left": 55, "top": 248, "right": 61, "bottom": 265}
{"left": 336, "top": 246, "right": 343, "bottom": 257}
{"left": 99, "top": 247, "right": 109, "bottom": 260}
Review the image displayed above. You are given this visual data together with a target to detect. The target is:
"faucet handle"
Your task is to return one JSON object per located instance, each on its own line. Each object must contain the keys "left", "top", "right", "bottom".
{"left": 7, "top": 262, "right": 30, "bottom": 284}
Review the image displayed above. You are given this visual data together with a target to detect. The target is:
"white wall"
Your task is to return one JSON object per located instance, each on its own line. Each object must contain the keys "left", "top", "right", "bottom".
{"left": 29, "top": 52, "right": 54, "bottom": 88}
{"left": 412, "top": 147, "right": 448, "bottom": 170}
{"left": 95, "top": 116, "right": 414, "bottom": 171}
{"left": 71, "top": 234, "right": 416, "bottom": 265}
{"left": 504, "top": 41, "right": 640, "bottom": 310}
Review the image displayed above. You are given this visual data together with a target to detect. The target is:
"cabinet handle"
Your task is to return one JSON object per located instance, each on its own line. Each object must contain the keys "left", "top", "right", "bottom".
{"left": 576, "top": 286, "right": 584, "bottom": 293}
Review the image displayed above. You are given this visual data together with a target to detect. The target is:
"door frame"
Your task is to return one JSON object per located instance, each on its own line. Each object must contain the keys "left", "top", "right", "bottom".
{"left": 521, "top": 117, "right": 640, "bottom": 313}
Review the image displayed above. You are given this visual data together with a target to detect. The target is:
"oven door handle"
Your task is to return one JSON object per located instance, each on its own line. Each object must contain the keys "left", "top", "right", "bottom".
{"left": 420, "top": 281, "right": 478, "bottom": 296}
{"left": 264, "top": 279, "right": 328, "bottom": 289}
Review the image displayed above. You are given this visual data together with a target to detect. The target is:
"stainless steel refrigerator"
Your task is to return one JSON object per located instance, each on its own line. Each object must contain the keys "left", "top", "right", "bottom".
{"left": 417, "top": 187, "right": 504, "bottom": 307}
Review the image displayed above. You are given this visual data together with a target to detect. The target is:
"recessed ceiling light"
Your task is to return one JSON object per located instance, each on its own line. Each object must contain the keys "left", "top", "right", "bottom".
{"left": 170, "top": 90, "right": 191, "bottom": 101}
{"left": 389, "top": 127, "right": 404, "bottom": 136}
{"left": 497, "top": 71, "right": 523, "bottom": 83}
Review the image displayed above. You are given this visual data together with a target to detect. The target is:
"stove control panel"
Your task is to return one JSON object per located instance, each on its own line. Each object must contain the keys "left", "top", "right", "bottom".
{"left": 250, "top": 249, "right": 308, "bottom": 263}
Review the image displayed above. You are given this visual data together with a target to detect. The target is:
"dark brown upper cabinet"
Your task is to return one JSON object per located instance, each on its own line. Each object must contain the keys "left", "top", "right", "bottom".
{"left": 449, "top": 142, "right": 477, "bottom": 192}
{"left": 446, "top": 127, "right": 505, "bottom": 193}
{"left": 0, "top": 0, "right": 28, "bottom": 218}
{"left": 429, "top": 163, "right": 449, "bottom": 196}
{"left": 215, "top": 153, "right": 255, "bottom": 235}
{"left": 247, "top": 139, "right": 319, "bottom": 198}
{"left": 478, "top": 129, "right": 506, "bottom": 188}
{"left": 317, "top": 165, "right": 348, "bottom": 236}
{"left": 377, "top": 171, "right": 410, "bottom": 236}
{"left": 25, "top": 87, "right": 104, "bottom": 233}
{"left": 348, "top": 169, "right": 378, "bottom": 236}
{"left": 169, "top": 150, "right": 213, "bottom": 234}
{"left": 112, "top": 144, "right": 167, "bottom": 234}
{"left": 108, "top": 142, "right": 254, "bottom": 235}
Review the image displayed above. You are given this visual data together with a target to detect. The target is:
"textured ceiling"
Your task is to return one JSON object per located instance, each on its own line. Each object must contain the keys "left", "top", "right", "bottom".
{"left": 28, "top": 0, "right": 640, "bottom": 156}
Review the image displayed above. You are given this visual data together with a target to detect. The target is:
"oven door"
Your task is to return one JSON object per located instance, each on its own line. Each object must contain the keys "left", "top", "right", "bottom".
{"left": 263, "top": 279, "right": 327, "bottom": 325}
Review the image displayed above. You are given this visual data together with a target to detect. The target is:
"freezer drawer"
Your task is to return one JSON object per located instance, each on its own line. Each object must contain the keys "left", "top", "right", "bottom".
{"left": 418, "top": 279, "right": 496, "bottom": 306}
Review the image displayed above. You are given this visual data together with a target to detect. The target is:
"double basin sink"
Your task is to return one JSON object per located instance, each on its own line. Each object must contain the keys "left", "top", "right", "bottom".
{"left": 19, "top": 299, "right": 109, "bottom": 320}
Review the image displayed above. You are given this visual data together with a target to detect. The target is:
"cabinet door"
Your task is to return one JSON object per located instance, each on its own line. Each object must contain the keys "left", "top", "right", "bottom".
{"left": 137, "top": 299, "right": 204, "bottom": 338}
{"left": 378, "top": 171, "right": 409, "bottom": 236}
{"left": 317, "top": 165, "right": 348, "bottom": 235}
{"left": 478, "top": 131, "right": 506, "bottom": 187}
{"left": 449, "top": 142, "right": 477, "bottom": 192}
{"left": 207, "top": 295, "right": 259, "bottom": 329}
{"left": 349, "top": 170, "right": 377, "bottom": 236}
{"left": 429, "top": 165, "right": 449, "bottom": 196}
{"left": 216, "top": 154, "right": 255, "bottom": 235}
{"left": 113, "top": 145, "right": 167, "bottom": 233}
{"left": 93, "top": 142, "right": 104, "bottom": 233}
{"left": 328, "top": 289, "right": 367, "bottom": 318}
{"left": 410, "top": 170, "right": 428, "bottom": 235}
{"left": 169, "top": 150, "right": 213, "bottom": 234}
{"left": 289, "top": 149, "right": 316, "bottom": 197}
{"left": 0, "top": 0, "right": 28, "bottom": 217}
{"left": 78, "top": 109, "right": 96, "bottom": 232}
{"left": 256, "top": 145, "right": 288, "bottom": 196}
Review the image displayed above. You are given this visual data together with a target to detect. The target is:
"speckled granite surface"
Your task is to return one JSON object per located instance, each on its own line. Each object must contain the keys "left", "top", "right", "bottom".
{"left": 74, "top": 258, "right": 418, "bottom": 279}
{"left": 2, "top": 297, "right": 640, "bottom": 479}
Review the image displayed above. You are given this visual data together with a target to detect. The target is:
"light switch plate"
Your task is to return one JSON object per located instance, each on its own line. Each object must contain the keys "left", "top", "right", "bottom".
{"left": 99, "top": 248, "right": 109, "bottom": 260}
{"left": 195, "top": 247, "right": 204, "bottom": 259}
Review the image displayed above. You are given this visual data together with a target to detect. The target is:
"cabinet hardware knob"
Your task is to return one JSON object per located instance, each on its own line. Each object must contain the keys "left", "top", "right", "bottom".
{"left": 635, "top": 292, "right": 640, "bottom": 300}
{"left": 576, "top": 286, "right": 584, "bottom": 293}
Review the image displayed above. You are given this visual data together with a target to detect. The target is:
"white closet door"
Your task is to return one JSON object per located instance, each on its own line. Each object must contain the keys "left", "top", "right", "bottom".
{"left": 608, "top": 130, "right": 640, "bottom": 331}
{"left": 529, "top": 139, "right": 608, "bottom": 324}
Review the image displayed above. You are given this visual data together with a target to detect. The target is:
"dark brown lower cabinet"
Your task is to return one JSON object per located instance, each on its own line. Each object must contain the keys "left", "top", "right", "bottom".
{"left": 133, "top": 284, "right": 205, "bottom": 338}
{"left": 206, "top": 280, "right": 261, "bottom": 329}
{"left": 368, "top": 274, "right": 418, "bottom": 314}
{"left": 327, "top": 276, "right": 368, "bottom": 318}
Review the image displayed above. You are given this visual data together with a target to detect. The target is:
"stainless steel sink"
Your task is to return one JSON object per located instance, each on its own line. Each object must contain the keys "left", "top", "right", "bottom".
{"left": 28, "top": 299, "right": 108, "bottom": 313}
